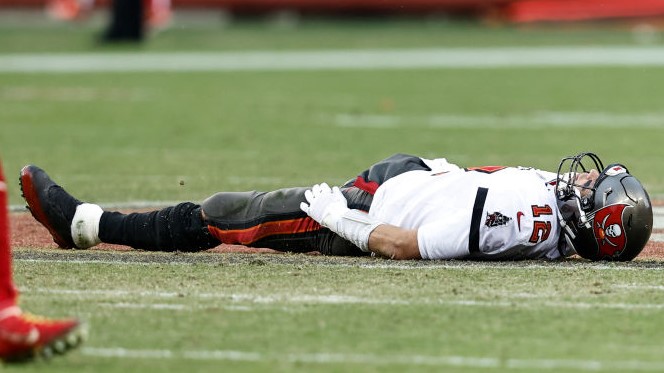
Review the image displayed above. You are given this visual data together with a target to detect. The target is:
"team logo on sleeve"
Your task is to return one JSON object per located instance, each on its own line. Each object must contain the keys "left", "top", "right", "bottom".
{"left": 485, "top": 212, "right": 512, "bottom": 228}
{"left": 592, "top": 204, "right": 629, "bottom": 257}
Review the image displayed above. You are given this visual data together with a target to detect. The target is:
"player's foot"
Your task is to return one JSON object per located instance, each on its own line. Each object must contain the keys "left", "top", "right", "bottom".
{"left": 20, "top": 166, "right": 103, "bottom": 249}
{"left": 146, "top": 3, "right": 172, "bottom": 31}
{"left": 46, "top": 0, "right": 90, "bottom": 21}
{"left": 19, "top": 165, "right": 82, "bottom": 249}
{"left": 0, "top": 306, "right": 86, "bottom": 363}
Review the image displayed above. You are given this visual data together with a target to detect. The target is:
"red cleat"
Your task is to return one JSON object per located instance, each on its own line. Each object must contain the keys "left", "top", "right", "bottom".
{"left": 19, "top": 165, "right": 82, "bottom": 249}
{"left": 0, "top": 306, "right": 86, "bottom": 362}
{"left": 145, "top": 0, "right": 172, "bottom": 30}
{"left": 46, "top": 0, "right": 91, "bottom": 21}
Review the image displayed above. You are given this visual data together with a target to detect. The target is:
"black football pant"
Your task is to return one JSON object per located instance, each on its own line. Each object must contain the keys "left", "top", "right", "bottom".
{"left": 97, "top": 154, "right": 431, "bottom": 255}
{"left": 98, "top": 187, "right": 373, "bottom": 256}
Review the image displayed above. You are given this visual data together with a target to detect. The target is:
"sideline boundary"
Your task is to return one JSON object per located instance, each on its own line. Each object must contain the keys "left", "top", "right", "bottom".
{"left": 4, "top": 47, "right": 664, "bottom": 73}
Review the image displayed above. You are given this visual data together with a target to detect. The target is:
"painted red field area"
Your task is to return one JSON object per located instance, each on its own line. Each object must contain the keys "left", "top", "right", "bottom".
{"left": 9, "top": 211, "right": 664, "bottom": 260}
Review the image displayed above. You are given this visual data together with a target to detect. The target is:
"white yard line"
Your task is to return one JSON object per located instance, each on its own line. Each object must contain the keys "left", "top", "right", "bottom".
{"left": 100, "top": 302, "right": 188, "bottom": 310}
{"left": 21, "top": 287, "right": 664, "bottom": 310}
{"left": 615, "top": 284, "right": 664, "bottom": 291}
{"left": 331, "top": 112, "right": 664, "bottom": 129}
{"left": 3, "top": 47, "right": 664, "bottom": 73}
{"left": 14, "top": 257, "right": 664, "bottom": 270}
{"left": 80, "top": 347, "right": 664, "bottom": 371}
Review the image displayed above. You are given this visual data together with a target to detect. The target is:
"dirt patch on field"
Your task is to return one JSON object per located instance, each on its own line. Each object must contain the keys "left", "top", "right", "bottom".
{"left": 9, "top": 211, "right": 664, "bottom": 260}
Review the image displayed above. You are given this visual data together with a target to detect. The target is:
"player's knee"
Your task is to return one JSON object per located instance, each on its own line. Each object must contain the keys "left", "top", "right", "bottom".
{"left": 164, "top": 202, "right": 217, "bottom": 252}
{"left": 201, "top": 191, "right": 262, "bottom": 221}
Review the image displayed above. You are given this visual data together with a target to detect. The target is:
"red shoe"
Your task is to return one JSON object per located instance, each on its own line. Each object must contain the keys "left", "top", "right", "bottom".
{"left": 145, "top": 0, "right": 172, "bottom": 30}
{"left": 46, "top": 0, "right": 91, "bottom": 21}
{"left": 0, "top": 306, "right": 86, "bottom": 362}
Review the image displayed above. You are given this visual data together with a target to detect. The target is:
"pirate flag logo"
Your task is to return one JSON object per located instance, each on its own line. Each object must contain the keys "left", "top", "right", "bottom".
{"left": 592, "top": 204, "right": 629, "bottom": 257}
{"left": 485, "top": 212, "right": 511, "bottom": 228}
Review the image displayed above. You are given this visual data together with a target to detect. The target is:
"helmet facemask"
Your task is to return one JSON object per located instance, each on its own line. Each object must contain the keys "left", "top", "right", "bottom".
{"left": 555, "top": 152, "right": 604, "bottom": 212}
{"left": 555, "top": 153, "right": 603, "bottom": 253}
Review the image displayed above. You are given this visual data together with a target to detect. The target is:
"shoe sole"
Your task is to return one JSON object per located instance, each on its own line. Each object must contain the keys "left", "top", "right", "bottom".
{"left": 39, "top": 322, "right": 88, "bottom": 360}
{"left": 2, "top": 322, "right": 88, "bottom": 363}
{"left": 19, "top": 166, "right": 74, "bottom": 249}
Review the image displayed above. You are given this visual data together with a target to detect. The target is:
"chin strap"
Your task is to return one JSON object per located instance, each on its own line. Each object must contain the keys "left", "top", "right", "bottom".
{"left": 557, "top": 194, "right": 592, "bottom": 258}
{"left": 557, "top": 210, "right": 577, "bottom": 257}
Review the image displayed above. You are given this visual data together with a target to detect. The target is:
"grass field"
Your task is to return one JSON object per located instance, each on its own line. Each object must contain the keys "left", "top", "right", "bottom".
{"left": 1, "top": 11, "right": 664, "bottom": 372}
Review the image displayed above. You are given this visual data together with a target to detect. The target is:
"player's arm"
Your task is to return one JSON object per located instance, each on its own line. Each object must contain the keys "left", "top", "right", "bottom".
{"left": 367, "top": 224, "right": 421, "bottom": 259}
{"left": 299, "top": 183, "right": 421, "bottom": 260}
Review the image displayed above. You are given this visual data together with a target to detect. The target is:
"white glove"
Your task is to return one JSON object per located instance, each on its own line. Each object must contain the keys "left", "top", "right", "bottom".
{"left": 299, "top": 183, "right": 349, "bottom": 228}
{"left": 300, "top": 183, "right": 383, "bottom": 252}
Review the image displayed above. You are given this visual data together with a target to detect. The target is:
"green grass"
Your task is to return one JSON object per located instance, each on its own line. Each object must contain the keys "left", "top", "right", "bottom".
{"left": 2, "top": 66, "right": 664, "bottom": 204}
{"left": 2, "top": 19, "right": 664, "bottom": 206}
{"left": 1, "top": 17, "right": 664, "bottom": 372}
{"left": 10, "top": 251, "right": 664, "bottom": 372}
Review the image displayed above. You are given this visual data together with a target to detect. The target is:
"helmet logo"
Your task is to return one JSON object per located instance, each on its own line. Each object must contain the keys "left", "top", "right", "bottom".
{"left": 605, "top": 224, "right": 622, "bottom": 238}
{"left": 592, "top": 204, "right": 628, "bottom": 257}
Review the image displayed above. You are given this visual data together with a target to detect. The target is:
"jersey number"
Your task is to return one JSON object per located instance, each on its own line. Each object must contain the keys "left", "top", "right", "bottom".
{"left": 529, "top": 205, "right": 552, "bottom": 244}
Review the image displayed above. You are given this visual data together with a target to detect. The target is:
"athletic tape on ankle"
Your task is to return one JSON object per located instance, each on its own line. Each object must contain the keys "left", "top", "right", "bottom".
{"left": 71, "top": 203, "right": 103, "bottom": 249}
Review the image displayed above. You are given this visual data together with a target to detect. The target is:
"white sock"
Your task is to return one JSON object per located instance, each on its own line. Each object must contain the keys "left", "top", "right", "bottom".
{"left": 71, "top": 203, "right": 103, "bottom": 249}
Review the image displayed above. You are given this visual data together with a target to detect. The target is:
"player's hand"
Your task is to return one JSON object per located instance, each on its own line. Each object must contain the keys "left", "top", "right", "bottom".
{"left": 300, "top": 183, "right": 349, "bottom": 228}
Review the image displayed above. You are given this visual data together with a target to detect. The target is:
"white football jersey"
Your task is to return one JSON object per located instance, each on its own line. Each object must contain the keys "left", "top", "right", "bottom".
{"left": 368, "top": 158, "right": 564, "bottom": 260}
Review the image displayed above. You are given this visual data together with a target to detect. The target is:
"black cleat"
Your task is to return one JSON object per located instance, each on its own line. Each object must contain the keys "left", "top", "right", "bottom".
{"left": 19, "top": 165, "right": 81, "bottom": 249}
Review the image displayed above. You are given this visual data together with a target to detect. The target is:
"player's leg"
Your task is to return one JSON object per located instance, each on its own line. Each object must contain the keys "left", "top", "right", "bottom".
{"left": 102, "top": 0, "right": 144, "bottom": 42}
{"left": 144, "top": 0, "right": 171, "bottom": 29}
{"left": 94, "top": 189, "right": 367, "bottom": 254}
{"left": 202, "top": 188, "right": 324, "bottom": 253}
{"left": 99, "top": 203, "right": 219, "bottom": 251}
{"left": 46, "top": 0, "right": 94, "bottom": 21}
{"left": 20, "top": 164, "right": 373, "bottom": 255}
{"left": 0, "top": 161, "right": 17, "bottom": 310}
{"left": 20, "top": 165, "right": 218, "bottom": 252}
{"left": 0, "top": 161, "right": 85, "bottom": 362}
{"left": 20, "top": 164, "right": 336, "bottom": 253}
{"left": 201, "top": 186, "right": 373, "bottom": 256}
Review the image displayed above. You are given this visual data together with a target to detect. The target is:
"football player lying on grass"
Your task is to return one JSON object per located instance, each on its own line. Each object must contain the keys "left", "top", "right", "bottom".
{"left": 20, "top": 152, "right": 652, "bottom": 262}
{"left": 0, "top": 160, "right": 85, "bottom": 363}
